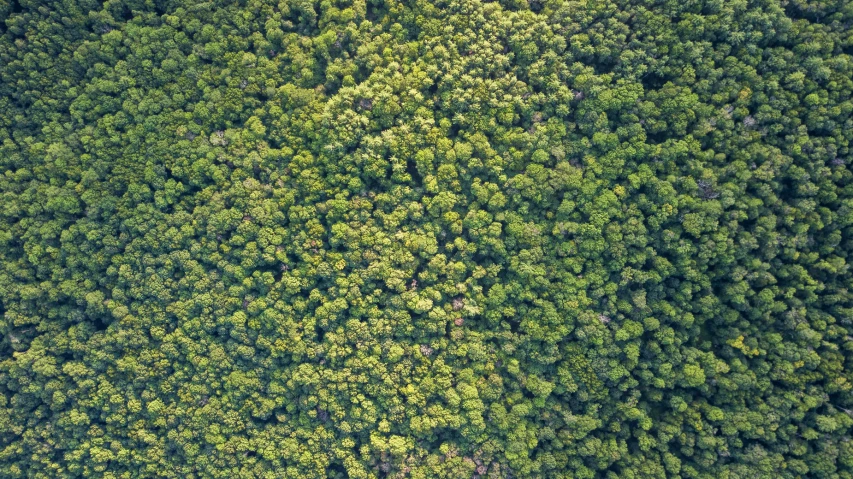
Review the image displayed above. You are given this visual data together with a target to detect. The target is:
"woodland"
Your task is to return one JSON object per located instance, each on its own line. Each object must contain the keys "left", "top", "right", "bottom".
{"left": 1, "top": 0, "right": 853, "bottom": 478}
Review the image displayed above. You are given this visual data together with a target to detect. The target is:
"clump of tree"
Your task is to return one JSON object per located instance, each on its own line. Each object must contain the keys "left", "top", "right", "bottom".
{"left": 1, "top": 0, "right": 853, "bottom": 478}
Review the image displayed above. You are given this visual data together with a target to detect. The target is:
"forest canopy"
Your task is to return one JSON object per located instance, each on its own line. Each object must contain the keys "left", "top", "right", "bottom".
{"left": 2, "top": 0, "right": 853, "bottom": 478}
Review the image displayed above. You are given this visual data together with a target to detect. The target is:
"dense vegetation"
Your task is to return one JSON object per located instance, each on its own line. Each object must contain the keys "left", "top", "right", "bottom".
{"left": 2, "top": 0, "right": 853, "bottom": 477}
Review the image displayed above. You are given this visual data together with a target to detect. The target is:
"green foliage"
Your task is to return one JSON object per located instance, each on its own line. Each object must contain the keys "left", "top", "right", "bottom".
{"left": 1, "top": 0, "right": 853, "bottom": 477}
